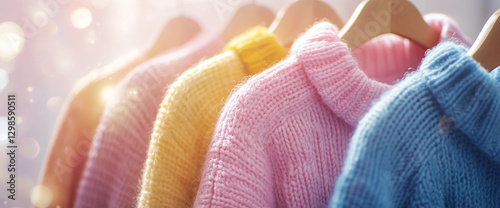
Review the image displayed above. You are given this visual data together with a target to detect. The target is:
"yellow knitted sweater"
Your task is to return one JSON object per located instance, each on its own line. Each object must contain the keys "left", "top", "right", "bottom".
{"left": 137, "top": 27, "right": 287, "bottom": 208}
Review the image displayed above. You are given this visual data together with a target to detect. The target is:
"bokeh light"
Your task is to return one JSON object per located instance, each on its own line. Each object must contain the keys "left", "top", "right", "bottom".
{"left": 88, "top": 30, "right": 97, "bottom": 44}
{"left": 17, "top": 114, "right": 34, "bottom": 133}
{"left": 101, "top": 86, "right": 117, "bottom": 102}
{"left": 25, "top": 86, "right": 42, "bottom": 104}
{"left": 127, "top": 87, "right": 138, "bottom": 100}
{"left": 33, "top": 10, "right": 49, "bottom": 28}
{"left": 0, "top": 21, "right": 25, "bottom": 61}
{"left": 0, "top": 68, "right": 8, "bottom": 91}
{"left": 20, "top": 138, "right": 40, "bottom": 159}
{"left": 47, "top": 96, "right": 64, "bottom": 112}
{"left": 71, "top": 8, "right": 93, "bottom": 29}
{"left": 31, "top": 185, "right": 53, "bottom": 208}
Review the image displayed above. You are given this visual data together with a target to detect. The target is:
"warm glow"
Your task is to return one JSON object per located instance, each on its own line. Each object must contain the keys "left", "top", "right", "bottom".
{"left": 101, "top": 86, "right": 117, "bottom": 102}
{"left": 31, "top": 185, "right": 53, "bottom": 208}
{"left": 71, "top": 8, "right": 93, "bottom": 29}
{"left": 0, "top": 21, "right": 25, "bottom": 61}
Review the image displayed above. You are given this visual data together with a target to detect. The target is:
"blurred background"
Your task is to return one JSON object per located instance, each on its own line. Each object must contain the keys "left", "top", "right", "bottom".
{"left": 0, "top": 0, "right": 499, "bottom": 206}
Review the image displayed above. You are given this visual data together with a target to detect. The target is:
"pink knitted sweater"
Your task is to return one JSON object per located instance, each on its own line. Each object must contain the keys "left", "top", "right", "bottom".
{"left": 74, "top": 32, "right": 224, "bottom": 208}
{"left": 194, "top": 16, "right": 471, "bottom": 207}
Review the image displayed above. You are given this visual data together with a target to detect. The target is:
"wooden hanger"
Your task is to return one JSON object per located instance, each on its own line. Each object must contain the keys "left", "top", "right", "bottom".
{"left": 219, "top": 1, "right": 275, "bottom": 42}
{"left": 146, "top": 0, "right": 202, "bottom": 58}
{"left": 340, "top": 0, "right": 439, "bottom": 50}
{"left": 468, "top": 9, "right": 500, "bottom": 72}
{"left": 268, "top": 0, "right": 343, "bottom": 48}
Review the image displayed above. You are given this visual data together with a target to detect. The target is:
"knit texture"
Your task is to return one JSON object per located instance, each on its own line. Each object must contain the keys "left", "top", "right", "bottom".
{"left": 329, "top": 42, "right": 500, "bottom": 207}
{"left": 37, "top": 50, "right": 147, "bottom": 208}
{"left": 353, "top": 13, "right": 471, "bottom": 85}
{"left": 74, "top": 32, "right": 224, "bottom": 208}
{"left": 194, "top": 19, "right": 471, "bottom": 208}
{"left": 137, "top": 26, "right": 288, "bottom": 208}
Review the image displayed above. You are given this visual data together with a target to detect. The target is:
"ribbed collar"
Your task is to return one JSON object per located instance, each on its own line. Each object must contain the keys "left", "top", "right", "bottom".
{"left": 292, "top": 22, "right": 391, "bottom": 126}
{"left": 421, "top": 42, "right": 500, "bottom": 163}
{"left": 223, "top": 26, "right": 288, "bottom": 75}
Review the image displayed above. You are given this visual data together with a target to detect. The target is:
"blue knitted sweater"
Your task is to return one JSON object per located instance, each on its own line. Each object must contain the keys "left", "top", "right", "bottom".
{"left": 329, "top": 42, "right": 500, "bottom": 207}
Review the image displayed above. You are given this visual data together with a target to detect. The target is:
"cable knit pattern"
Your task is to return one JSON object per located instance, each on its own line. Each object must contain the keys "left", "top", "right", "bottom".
{"left": 137, "top": 27, "right": 288, "bottom": 208}
{"left": 329, "top": 42, "right": 500, "bottom": 207}
{"left": 74, "top": 33, "right": 224, "bottom": 208}
{"left": 194, "top": 19, "right": 470, "bottom": 208}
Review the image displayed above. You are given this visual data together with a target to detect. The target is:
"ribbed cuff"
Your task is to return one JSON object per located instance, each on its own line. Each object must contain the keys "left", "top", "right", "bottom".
{"left": 422, "top": 42, "right": 500, "bottom": 162}
{"left": 224, "top": 26, "right": 288, "bottom": 75}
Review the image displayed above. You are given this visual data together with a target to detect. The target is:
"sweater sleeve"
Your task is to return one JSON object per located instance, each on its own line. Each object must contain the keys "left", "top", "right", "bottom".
{"left": 75, "top": 33, "right": 225, "bottom": 208}
{"left": 193, "top": 61, "right": 287, "bottom": 208}
{"left": 37, "top": 51, "right": 147, "bottom": 208}
{"left": 138, "top": 51, "right": 247, "bottom": 208}
{"left": 138, "top": 27, "right": 286, "bottom": 208}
